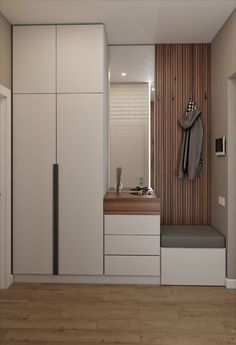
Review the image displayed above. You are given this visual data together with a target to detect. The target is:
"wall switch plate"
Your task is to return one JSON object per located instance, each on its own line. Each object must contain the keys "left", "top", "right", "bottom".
{"left": 215, "top": 137, "right": 226, "bottom": 156}
{"left": 218, "top": 196, "right": 226, "bottom": 207}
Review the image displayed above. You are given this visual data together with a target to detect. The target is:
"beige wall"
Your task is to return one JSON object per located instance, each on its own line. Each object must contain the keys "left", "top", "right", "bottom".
{"left": 0, "top": 11, "right": 11, "bottom": 89}
{"left": 211, "top": 9, "right": 236, "bottom": 279}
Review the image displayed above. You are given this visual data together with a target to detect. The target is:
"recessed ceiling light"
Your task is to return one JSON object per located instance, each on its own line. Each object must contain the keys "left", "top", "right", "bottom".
{"left": 121, "top": 72, "right": 127, "bottom": 77}
{"left": 152, "top": 88, "right": 155, "bottom": 91}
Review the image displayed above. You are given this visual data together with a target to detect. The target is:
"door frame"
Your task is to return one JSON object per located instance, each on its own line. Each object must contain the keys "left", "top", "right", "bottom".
{"left": 0, "top": 84, "right": 12, "bottom": 289}
{"left": 227, "top": 74, "right": 236, "bottom": 287}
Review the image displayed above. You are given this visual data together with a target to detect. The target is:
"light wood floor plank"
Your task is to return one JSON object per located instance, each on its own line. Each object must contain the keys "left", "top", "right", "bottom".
{"left": 0, "top": 283, "right": 235, "bottom": 345}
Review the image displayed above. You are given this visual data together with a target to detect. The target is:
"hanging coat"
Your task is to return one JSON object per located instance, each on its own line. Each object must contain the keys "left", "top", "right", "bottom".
{"left": 178, "top": 108, "right": 203, "bottom": 180}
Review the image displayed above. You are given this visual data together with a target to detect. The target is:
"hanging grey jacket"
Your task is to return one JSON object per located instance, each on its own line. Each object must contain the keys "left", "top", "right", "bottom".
{"left": 178, "top": 108, "right": 203, "bottom": 180}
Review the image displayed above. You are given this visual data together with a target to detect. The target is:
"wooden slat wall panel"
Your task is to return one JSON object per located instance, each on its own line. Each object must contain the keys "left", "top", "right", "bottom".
{"left": 156, "top": 44, "right": 211, "bottom": 225}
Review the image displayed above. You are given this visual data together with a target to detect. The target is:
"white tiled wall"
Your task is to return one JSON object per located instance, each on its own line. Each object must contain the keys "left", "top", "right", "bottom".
{"left": 110, "top": 83, "right": 149, "bottom": 120}
{"left": 109, "top": 82, "right": 149, "bottom": 187}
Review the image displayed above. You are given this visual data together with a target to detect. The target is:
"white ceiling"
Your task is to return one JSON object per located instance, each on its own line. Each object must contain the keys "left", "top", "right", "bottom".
{"left": 0, "top": 0, "right": 236, "bottom": 44}
{"left": 109, "top": 46, "right": 155, "bottom": 83}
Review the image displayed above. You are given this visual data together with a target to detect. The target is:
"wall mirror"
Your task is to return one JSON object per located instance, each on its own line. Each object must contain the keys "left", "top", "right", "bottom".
{"left": 109, "top": 45, "right": 155, "bottom": 190}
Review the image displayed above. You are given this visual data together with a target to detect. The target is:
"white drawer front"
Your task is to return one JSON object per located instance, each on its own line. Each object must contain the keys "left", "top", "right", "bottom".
{"left": 105, "top": 235, "right": 160, "bottom": 255}
{"left": 105, "top": 215, "right": 160, "bottom": 235}
{"left": 105, "top": 256, "right": 160, "bottom": 276}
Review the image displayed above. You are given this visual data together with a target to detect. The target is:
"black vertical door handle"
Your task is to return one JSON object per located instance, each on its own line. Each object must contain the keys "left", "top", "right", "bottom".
{"left": 53, "top": 164, "right": 59, "bottom": 275}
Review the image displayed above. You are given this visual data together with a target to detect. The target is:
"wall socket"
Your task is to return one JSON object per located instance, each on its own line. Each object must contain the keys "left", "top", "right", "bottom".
{"left": 218, "top": 196, "right": 226, "bottom": 207}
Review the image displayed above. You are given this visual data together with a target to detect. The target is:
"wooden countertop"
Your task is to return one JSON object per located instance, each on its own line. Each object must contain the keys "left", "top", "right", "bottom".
{"left": 104, "top": 188, "right": 160, "bottom": 215}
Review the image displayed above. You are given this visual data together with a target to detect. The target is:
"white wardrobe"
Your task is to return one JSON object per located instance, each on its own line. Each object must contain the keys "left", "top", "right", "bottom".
{"left": 13, "top": 25, "right": 108, "bottom": 275}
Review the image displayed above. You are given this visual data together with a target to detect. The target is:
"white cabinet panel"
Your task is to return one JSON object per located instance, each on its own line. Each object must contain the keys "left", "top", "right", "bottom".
{"left": 161, "top": 248, "right": 226, "bottom": 286}
{"left": 13, "top": 94, "right": 56, "bottom": 274}
{"left": 105, "top": 235, "right": 160, "bottom": 255}
{"left": 13, "top": 26, "right": 56, "bottom": 93}
{"left": 105, "top": 256, "right": 160, "bottom": 276}
{"left": 57, "top": 25, "right": 105, "bottom": 93}
{"left": 58, "top": 94, "right": 104, "bottom": 275}
{"left": 105, "top": 215, "right": 160, "bottom": 235}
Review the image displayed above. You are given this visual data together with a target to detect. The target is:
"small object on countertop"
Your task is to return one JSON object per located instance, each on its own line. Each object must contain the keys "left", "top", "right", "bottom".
{"left": 130, "top": 186, "right": 152, "bottom": 195}
{"left": 130, "top": 186, "right": 148, "bottom": 191}
{"left": 116, "top": 166, "right": 122, "bottom": 193}
{"left": 130, "top": 186, "right": 141, "bottom": 191}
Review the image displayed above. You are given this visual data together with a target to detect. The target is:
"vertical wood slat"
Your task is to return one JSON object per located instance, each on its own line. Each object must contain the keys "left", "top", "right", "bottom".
{"left": 156, "top": 44, "right": 211, "bottom": 225}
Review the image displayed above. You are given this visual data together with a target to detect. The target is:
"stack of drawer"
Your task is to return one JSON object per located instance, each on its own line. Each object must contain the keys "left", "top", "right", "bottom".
{"left": 104, "top": 215, "right": 160, "bottom": 276}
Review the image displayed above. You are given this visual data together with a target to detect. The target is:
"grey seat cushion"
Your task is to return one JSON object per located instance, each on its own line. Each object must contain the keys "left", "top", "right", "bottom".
{"left": 161, "top": 225, "right": 225, "bottom": 248}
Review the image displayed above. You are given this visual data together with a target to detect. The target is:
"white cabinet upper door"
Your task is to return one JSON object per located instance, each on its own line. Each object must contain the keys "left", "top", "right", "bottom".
{"left": 58, "top": 94, "right": 104, "bottom": 275}
{"left": 13, "top": 94, "right": 56, "bottom": 274}
{"left": 13, "top": 25, "right": 56, "bottom": 93}
{"left": 57, "top": 25, "right": 105, "bottom": 93}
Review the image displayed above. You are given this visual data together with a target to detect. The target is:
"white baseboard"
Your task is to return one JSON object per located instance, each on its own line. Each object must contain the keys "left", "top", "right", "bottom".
{"left": 13, "top": 274, "right": 160, "bottom": 285}
{"left": 225, "top": 278, "right": 236, "bottom": 289}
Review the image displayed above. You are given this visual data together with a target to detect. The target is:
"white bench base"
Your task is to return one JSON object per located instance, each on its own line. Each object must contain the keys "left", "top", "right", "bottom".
{"left": 161, "top": 247, "right": 226, "bottom": 286}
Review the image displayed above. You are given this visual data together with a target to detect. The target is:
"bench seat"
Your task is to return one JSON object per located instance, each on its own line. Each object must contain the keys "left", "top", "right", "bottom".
{"left": 161, "top": 225, "right": 225, "bottom": 248}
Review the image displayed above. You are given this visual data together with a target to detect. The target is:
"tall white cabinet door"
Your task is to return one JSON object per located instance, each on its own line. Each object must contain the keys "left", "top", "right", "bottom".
{"left": 57, "top": 25, "right": 105, "bottom": 93}
{"left": 13, "top": 26, "right": 56, "bottom": 93}
{"left": 58, "top": 94, "right": 104, "bottom": 275}
{"left": 13, "top": 94, "right": 56, "bottom": 274}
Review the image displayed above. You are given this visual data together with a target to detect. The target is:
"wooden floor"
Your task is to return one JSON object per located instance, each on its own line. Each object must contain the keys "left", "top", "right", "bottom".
{"left": 0, "top": 283, "right": 235, "bottom": 345}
